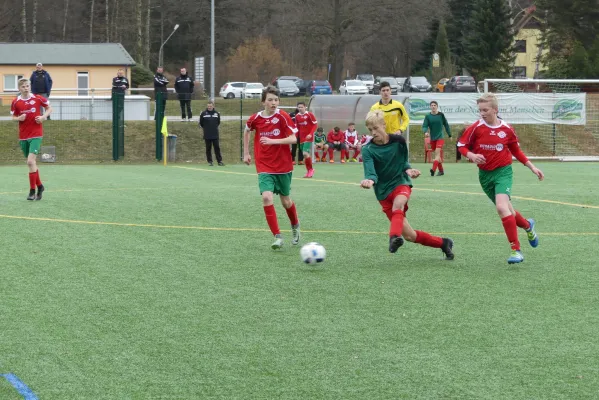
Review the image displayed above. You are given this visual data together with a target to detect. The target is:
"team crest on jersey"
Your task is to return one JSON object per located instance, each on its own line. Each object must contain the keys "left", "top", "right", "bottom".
{"left": 497, "top": 131, "right": 506, "bottom": 139}
{"left": 271, "top": 117, "right": 279, "bottom": 124}
{"left": 496, "top": 143, "right": 504, "bottom": 151}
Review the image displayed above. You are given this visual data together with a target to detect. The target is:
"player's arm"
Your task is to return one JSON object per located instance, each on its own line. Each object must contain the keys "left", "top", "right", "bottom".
{"left": 457, "top": 125, "right": 485, "bottom": 164}
{"left": 10, "top": 102, "right": 25, "bottom": 122}
{"left": 507, "top": 134, "right": 544, "bottom": 180}
{"left": 398, "top": 102, "right": 409, "bottom": 133}
{"left": 199, "top": 111, "right": 205, "bottom": 127}
{"left": 243, "top": 125, "right": 252, "bottom": 164}
{"left": 360, "top": 148, "right": 378, "bottom": 188}
{"left": 112, "top": 78, "right": 119, "bottom": 90}
{"left": 39, "top": 104, "right": 53, "bottom": 121}
{"left": 422, "top": 114, "right": 430, "bottom": 136}
{"left": 442, "top": 114, "right": 451, "bottom": 138}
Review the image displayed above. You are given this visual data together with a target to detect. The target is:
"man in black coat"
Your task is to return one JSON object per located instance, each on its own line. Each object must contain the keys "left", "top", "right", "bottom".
{"left": 153, "top": 66, "right": 169, "bottom": 119}
{"left": 112, "top": 69, "right": 129, "bottom": 94}
{"left": 199, "top": 101, "right": 223, "bottom": 166}
{"left": 174, "top": 67, "right": 194, "bottom": 121}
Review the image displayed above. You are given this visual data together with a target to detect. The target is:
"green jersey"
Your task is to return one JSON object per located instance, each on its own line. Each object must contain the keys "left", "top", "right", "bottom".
{"left": 362, "top": 135, "right": 412, "bottom": 201}
{"left": 314, "top": 132, "right": 327, "bottom": 144}
{"left": 422, "top": 112, "right": 451, "bottom": 140}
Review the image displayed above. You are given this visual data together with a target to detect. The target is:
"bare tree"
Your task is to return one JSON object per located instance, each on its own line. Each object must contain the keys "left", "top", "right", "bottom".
{"left": 21, "top": 0, "right": 27, "bottom": 42}
{"left": 105, "top": 0, "right": 109, "bottom": 41}
{"left": 62, "top": 0, "right": 68, "bottom": 40}
{"left": 136, "top": 0, "right": 143, "bottom": 64}
{"left": 32, "top": 0, "right": 37, "bottom": 42}
{"left": 144, "top": 0, "right": 151, "bottom": 67}
{"left": 90, "top": 0, "right": 95, "bottom": 42}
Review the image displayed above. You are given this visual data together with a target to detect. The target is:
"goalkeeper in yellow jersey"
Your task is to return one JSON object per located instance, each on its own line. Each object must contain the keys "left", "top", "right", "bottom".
{"left": 370, "top": 81, "right": 409, "bottom": 135}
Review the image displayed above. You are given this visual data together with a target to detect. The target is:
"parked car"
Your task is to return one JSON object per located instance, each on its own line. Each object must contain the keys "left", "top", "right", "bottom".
{"left": 395, "top": 77, "right": 407, "bottom": 90}
{"left": 271, "top": 76, "right": 302, "bottom": 86}
{"left": 339, "top": 79, "right": 369, "bottom": 95}
{"left": 243, "top": 82, "right": 264, "bottom": 99}
{"left": 373, "top": 77, "right": 401, "bottom": 94}
{"left": 276, "top": 79, "right": 300, "bottom": 96}
{"left": 219, "top": 81, "right": 246, "bottom": 99}
{"left": 402, "top": 76, "right": 433, "bottom": 92}
{"left": 356, "top": 74, "right": 375, "bottom": 93}
{"left": 296, "top": 79, "right": 313, "bottom": 96}
{"left": 444, "top": 76, "right": 477, "bottom": 92}
{"left": 307, "top": 80, "right": 333, "bottom": 95}
{"left": 436, "top": 78, "right": 450, "bottom": 92}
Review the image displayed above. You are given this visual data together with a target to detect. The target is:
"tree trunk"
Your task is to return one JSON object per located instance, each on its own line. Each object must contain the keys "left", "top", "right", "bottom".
{"left": 105, "top": 0, "right": 109, "bottom": 41}
{"left": 62, "top": 0, "right": 69, "bottom": 40}
{"left": 144, "top": 0, "right": 151, "bottom": 67}
{"left": 21, "top": 0, "right": 27, "bottom": 42}
{"left": 32, "top": 0, "right": 37, "bottom": 42}
{"left": 136, "top": 0, "right": 143, "bottom": 65}
{"left": 90, "top": 0, "right": 95, "bottom": 42}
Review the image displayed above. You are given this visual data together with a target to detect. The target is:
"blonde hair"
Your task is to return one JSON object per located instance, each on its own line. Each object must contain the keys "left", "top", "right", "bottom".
{"left": 18, "top": 78, "right": 30, "bottom": 87}
{"left": 365, "top": 110, "right": 386, "bottom": 127}
{"left": 477, "top": 93, "right": 498, "bottom": 108}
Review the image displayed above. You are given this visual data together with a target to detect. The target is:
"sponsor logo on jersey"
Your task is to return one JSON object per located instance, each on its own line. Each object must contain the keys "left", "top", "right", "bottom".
{"left": 30, "top": 107, "right": 36, "bottom": 112}
{"left": 496, "top": 143, "right": 504, "bottom": 151}
{"left": 260, "top": 129, "right": 281, "bottom": 137}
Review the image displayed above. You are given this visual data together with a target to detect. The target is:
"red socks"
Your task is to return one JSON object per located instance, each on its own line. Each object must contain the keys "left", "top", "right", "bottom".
{"left": 514, "top": 211, "right": 530, "bottom": 230}
{"left": 438, "top": 163, "right": 444, "bottom": 173}
{"left": 304, "top": 156, "right": 313, "bottom": 171}
{"left": 415, "top": 230, "right": 443, "bottom": 248}
{"left": 501, "top": 215, "right": 520, "bottom": 250}
{"left": 432, "top": 160, "right": 439, "bottom": 172}
{"left": 263, "top": 205, "right": 280, "bottom": 235}
{"left": 389, "top": 210, "right": 405, "bottom": 237}
{"left": 328, "top": 148, "right": 334, "bottom": 160}
{"left": 285, "top": 202, "right": 299, "bottom": 226}
{"left": 352, "top": 149, "right": 360, "bottom": 159}
{"left": 28, "top": 172, "right": 36, "bottom": 190}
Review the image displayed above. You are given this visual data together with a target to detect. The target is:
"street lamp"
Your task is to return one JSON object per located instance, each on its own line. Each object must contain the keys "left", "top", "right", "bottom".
{"left": 158, "top": 24, "right": 179, "bottom": 67}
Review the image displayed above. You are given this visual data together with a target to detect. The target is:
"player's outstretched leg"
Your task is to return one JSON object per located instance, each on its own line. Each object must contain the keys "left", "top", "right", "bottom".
{"left": 402, "top": 219, "right": 454, "bottom": 260}
{"left": 513, "top": 210, "right": 538, "bottom": 248}
{"left": 388, "top": 209, "right": 405, "bottom": 253}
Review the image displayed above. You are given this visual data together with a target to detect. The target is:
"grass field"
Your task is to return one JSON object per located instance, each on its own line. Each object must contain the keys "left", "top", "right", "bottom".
{"left": 1, "top": 162, "right": 599, "bottom": 399}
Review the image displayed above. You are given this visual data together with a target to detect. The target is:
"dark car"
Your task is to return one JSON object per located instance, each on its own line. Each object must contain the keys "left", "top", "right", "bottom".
{"left": 444, "top": 76, "right": 477, "bottom": 92}
{"left": 372, "top": 77, "right": 401, "bottom": 94}
{"left": 402, "top": 76, "right": 433, "bottom": 92}
{"left": 307, "top": 80, "right": 332, "bottom": 95}
{"left": 296, "top": 79, "right": 313, "bottom": 96}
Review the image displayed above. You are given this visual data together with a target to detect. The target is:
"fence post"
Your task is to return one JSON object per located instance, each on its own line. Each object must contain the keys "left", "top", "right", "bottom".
{"left": 112, "top": 91, "right": 125, "bottom": 160}
{"left": 155, "top": 91, "right": 165, "bottom": 160}
{"left": 240, "top": 96, "right": 243, "bottom": 161}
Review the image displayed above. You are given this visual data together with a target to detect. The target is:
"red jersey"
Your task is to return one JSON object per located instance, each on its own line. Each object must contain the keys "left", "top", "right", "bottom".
{"left": 295, "top": 111, "right": 318, "bottom": 143}
{"left": 10, "top": 94, "right": 49, "bottom": 140}
{"left": 246, "top": 109, "right": 298, "bottom": 174}
{"left": 345, "top": 129, "right": 359, "bottom": 146}
{"left": 457, "top": 119, "right": 529, "bottom": 171}
{"left": 327, "top": 129, "right": 345, "bottom": 143}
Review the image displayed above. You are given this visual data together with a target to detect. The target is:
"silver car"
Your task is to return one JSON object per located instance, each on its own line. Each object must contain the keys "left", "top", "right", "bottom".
{"left": 277, "top": 80, "right": 299, "bottom": 97}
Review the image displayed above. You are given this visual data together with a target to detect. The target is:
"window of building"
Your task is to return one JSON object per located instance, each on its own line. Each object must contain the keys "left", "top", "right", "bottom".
{"left": 77, "top": 72, "right": 89, "bottom": 96}
{"left": 3, "top": 74, "right": 25, "bottom": 91}
{"left": 515, "top": 40, "right": 527, "bottom": 53}
{"left": 513, "top": 67, "right": 527, "bottom": 78}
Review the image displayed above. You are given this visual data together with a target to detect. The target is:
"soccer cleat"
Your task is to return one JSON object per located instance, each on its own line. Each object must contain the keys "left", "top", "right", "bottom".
{"left": 340, "top": 159, "right": 346, "bottom": 163}
{"left": 292, "top": 161, "right": 296, "bottom": 165}
{"left": 388, "top": 235, "right": 405, "bottom": 253}
{"left": 298, "top": 161, "right": 304, "bottom": 165}
{"left": 441, "top": 238, "right": 454, "bottom": 260}
{"left": 436, "top": 171, "right": 445, "bottom": 176}
{"left": 329, "top": 160, "right": 335, "bottom": 163}
{"left": 526, "top": 218, "right": 538, "bottom": 248}
{"left": 351, "top": 158, "right": 357, "bottom": 162}
{"left": 27, "top": 189, "right": 36, "bottom": 201}
{"left": 218, "top": 162, "right": 225, "bottom": 166}
{"left": 35, "top": 185, "right": 45, "bottom": 201}
{"left": 181, "top": 118, "right": 186, "bottom": 122}
{"left": 208, "top": 162, "right": 214, "bottom": 166}
{"left": 291, "top": 224, "right": 301, "bottom": 245}
{"left": 271, "top": 235, "right": 284, "bottom": 250}
{"left": 188, "top": 118, "right": 193, "bottom": 122}
{"left": 430, "top": 169, "right": 435, "bottom": 177}
{"left": 321, "top": 157, "right": 327, "bottom": 162}
{"left": 507, "top": 250, "right": 524, "bottom": 264}
{"left": 307, "top": 169, "right": 315, "bottom": 178}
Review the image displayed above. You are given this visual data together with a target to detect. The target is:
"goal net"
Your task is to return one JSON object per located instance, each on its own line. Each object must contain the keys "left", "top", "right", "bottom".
{"left": 484, "top": 79, "right": 599, "bottom": 161}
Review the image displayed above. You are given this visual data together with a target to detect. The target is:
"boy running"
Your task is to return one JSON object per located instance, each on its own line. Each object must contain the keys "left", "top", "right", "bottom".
{"left": 457, "top": 93, "right": 543, "bottom": 264}
{"left": 10, "top": 78, "right": 52, "bottom": 200}
{"left": 314, "top": 127, "right": 328, "bottom": 162}
{"left": 295, "top": 102, "right": 318, "bottom": 177}
{"left": 243, "top": 86, "right": 301, "bottom": 249}
{"left": 422, "top": 100, "right": 451, "bottom": 176}
{"left": 361, "top": 110, "right": 454, "bottom": 259}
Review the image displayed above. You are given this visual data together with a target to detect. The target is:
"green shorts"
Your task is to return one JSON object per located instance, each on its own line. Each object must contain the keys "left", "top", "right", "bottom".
{"left": 300, "top": 142, "right": 312, "bottom": 153}
{"left": 20, "top": 138, "right": 42, "bottom": 158}
{"left": 258, "top": 172, "right": 293, "bottom": 196}
{"left": 478, "top": 165, "right": 513, "bottom": 203}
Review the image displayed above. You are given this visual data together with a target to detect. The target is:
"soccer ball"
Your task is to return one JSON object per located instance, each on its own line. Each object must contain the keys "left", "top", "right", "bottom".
{"left": 300, "top": 242, "right": 326, "bottom": 264}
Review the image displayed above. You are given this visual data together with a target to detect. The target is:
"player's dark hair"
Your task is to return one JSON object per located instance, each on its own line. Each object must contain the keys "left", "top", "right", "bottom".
{"left": 317, "top": 127, "right": 323, "bottom": 132}
{"left": 430, "top": 101, "right": 438, "bottom": 106}
{"left": 380, "top": 81, "right": 391, "bottom": 90}
{"left": 334, "top": 126, "right": 340, "bottom": 132}
{"left": 262, "top": 85, "right": 280, "bottom": 102}
{"left": 348, "top": 122, "right": 355, "bottom": 126}
{"left": 297, "top": 101, "right": 306, "bottom": 107}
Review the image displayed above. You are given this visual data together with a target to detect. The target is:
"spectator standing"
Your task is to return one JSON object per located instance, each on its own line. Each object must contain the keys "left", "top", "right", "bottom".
{"left": 30, "top": 63, "right": 52, "bottom": 118}
{"left": 174, "top": 68, "right": 194, "bottom": 121}
{"left": 153, "top": 66, "right": 169, "bottom": 120}
{"left": 199, "top": 101, "right": 224, "bottom": 166}
{"left": 289, "top": 107, "right": 304, "bottom": 165}
{"left": 111, "top": 69, "right": 129, "bottom": 94}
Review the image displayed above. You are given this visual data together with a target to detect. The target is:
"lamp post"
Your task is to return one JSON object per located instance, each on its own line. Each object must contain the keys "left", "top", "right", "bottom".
{"left": 158, "top": 24, "right": 179, "bottom": 67}
{"left": 210, "top": 0, "right": 215, "bottom": 100}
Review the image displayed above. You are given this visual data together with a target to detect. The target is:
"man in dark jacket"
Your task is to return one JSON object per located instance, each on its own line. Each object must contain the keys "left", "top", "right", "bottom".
{"left": 199, "top": 101, "right": 223, "bottom": 166}
{"left": 30, "top": 63, "right": 53, "bottom": 118}
{"left": 112, "top": 69, "right": 129, "bottom": 94}
{"left": 174, "top": 68, "right": 194, "bottom": 121}
{"left": 153, "top": 66, "right": 169, "bottom": 120}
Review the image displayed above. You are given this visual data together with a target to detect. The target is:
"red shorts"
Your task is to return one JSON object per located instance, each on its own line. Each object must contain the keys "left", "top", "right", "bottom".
{"left": 430, "top": 139, "right": 445, "bottom": 150}
{"left": 379, "top": 185, "right": 412, "bottom": 215}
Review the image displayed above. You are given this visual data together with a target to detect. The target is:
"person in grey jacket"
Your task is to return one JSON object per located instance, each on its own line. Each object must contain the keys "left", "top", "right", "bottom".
{"left": 199, "top": 101, "right": 223, "bottom": 166}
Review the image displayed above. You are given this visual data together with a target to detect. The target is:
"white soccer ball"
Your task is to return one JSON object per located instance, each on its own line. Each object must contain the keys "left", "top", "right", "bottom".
{"left": 300, "top": 242, "right": 326, "bottom": 265}
{"left": 41, "top": 153, "right": 50, "bottom": 160}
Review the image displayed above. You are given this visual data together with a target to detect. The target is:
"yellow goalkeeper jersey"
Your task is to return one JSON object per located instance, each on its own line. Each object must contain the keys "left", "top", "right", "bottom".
{"left": 370, "top": 99, "right": 410, "bottom": 134}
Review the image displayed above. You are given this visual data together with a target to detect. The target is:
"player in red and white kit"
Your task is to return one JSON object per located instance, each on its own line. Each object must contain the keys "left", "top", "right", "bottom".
{"left": 458, "top": 93, "right": 544, "bottom": 264}
{"left": 356, "top": 134, "right": 372, "bottom": 162}
{"left": 295, "top": 102, "right": 318, "bottom": 178}
{"left": 243, "top": 86, "right": 301, "bottom": 249}
{"left": 344, "top": 122, "right": 360, "bottom": 162}
{"left": 10, "top": 78, "right": 52, "bottom": 201}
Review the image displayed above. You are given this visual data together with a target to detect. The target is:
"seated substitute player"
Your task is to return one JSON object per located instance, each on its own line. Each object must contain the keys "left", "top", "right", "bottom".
{"left": 10, "top": 78, "right": 52, "bottom": 200}
{"left": 326, "top": 126, "right": 348, "bottom": 163}
{"left": 370, "top": 81, "right": 409, "bottom": 135}
{"left": 295, "top": 102, "right": 318, "bottom": 178}
{"left": 243, "top": 85, "right": 301, "bottom": 250}
{"left": 361, "top": 110, "right": 454, "bottom": 259}
{"left": 313, "top": 127, "right": 328, "bottom": 162}
{"left": 458, "top": 93, "right": 543, "bottom": 264}
{"left": 422, "top": 100, "right": 451, "bottom": 176}
{"left": 344, "top": 122, "right": 361, "bottom": 162}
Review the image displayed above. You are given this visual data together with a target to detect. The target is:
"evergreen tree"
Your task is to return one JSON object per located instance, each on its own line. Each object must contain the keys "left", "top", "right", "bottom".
{"left": 412, "top": 18, "right": 439, "bottom": 74}
{"left": 462, "top": 0, "right": 514, "bottom": 81}
{"left": 446, "top": 0, "right": 476, "bottom": 72}
{"left": 433, "top": 21, "right": 456, "bottom": 81}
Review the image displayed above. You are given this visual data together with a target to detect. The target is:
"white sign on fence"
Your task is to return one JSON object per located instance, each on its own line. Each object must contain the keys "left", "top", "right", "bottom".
{"left": 408, "top": 93, "right": 586, "bottom": 125}
{"left": 194, "top": 56, "right": 205, "bottom": 87}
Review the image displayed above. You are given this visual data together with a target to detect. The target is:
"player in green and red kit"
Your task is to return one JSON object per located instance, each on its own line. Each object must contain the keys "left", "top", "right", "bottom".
{"left": 422, "top": 100, "right": 451, "bottom": 176}
{"left": 243, "top": 86, "right": 301, "bottom": 249}
{"left": 10, "top": 78, "right": 52, "bottom": 201}
{"left": 295, "top": 102, "right": 318, "bottom": 178}
{"left": 314, "top": 127, "right": 328, "bottom": 162}
{"left": 361, "top": 110, "right": 455, "bottom": 259}
{"left": 458, "top": 93, "right": 543, "bottom": 264}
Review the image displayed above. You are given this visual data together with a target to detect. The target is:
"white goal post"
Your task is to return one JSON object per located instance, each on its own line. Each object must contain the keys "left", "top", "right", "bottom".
{"left": 483, "top": 79, "right": 599, "bottom": 162}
